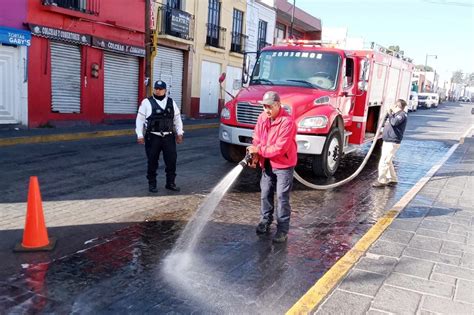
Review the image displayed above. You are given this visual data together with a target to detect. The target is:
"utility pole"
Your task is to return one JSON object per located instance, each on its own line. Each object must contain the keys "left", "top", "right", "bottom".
{"left": 289, "top": 0, "right": 295, "bottom": 38}
{"left": 145, "top": 0, "right": 152, "bottom": 96}
{"left": 424, "top": 53, "right": 437, "bottom": 92}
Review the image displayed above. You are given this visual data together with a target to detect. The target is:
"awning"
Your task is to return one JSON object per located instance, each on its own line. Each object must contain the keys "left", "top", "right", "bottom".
{"left": 29, "top": 24, "right": 91, "bottom": 46}
{"left": 0, "top": 26, "right": 31, "bottom": 46}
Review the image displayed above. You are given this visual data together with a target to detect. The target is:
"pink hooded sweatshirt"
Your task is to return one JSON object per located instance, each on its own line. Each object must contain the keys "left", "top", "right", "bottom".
{"left": 252, "top": 108, "right": 297, "bottom": 169}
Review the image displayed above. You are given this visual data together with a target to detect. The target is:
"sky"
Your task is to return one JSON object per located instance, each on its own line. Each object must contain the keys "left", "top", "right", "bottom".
{"left": 296, "top": 0, "right": 474, "bottom": 82}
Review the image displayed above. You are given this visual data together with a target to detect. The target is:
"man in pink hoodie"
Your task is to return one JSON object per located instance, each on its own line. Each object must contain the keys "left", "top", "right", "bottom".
{"left": 247, "top": 91, "right": 297, "bottom": 243}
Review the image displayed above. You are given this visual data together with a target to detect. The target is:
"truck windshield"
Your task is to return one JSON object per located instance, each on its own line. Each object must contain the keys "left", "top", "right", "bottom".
{"left": 250, "top": 50, "right": 340, "bottom": 90}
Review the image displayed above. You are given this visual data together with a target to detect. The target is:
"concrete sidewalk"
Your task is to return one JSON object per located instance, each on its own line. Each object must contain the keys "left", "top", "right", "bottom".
{"left": 0, "top": 118, "right": 219, "bottom": 146}
{"left": 314, "top": 137, "right": 474, "bottom": 314}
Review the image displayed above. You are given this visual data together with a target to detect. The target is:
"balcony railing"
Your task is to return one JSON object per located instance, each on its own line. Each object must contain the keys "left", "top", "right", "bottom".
{"left": 157, "top": 6, "right": 194, "bottom": 41}
{"left": 206, "top": 23, "right": 226, "bottom": 50}
{"left": 230, "top": 32, "right": 248, "bottom": 54}
{"left": 43, "top": 0, "right": 100, "bottom": 15}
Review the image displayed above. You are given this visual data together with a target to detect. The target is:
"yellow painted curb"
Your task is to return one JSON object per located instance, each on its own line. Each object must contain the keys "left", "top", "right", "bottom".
{"left": 0, "top": 123, "right": 219, "bottom": 147}
{"left": 286, "top": 142, "right": 460, "bottom": 315}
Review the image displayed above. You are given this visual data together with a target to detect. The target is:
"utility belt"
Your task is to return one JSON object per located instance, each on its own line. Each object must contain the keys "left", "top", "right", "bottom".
{"left": 146, "top": 130, "right": 174, "bottom": 137}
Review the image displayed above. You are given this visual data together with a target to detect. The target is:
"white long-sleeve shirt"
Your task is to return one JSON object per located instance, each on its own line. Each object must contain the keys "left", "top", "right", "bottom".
{"left": 135, "top": 96, "right": 184, "bottom": 138}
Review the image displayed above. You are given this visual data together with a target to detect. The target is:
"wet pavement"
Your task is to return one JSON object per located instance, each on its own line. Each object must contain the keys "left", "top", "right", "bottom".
{"left": 0, "top": 143, "right": 450, "bottom": 313}
{"left": 0, "top": 102, "right": 470, "bottom": 313}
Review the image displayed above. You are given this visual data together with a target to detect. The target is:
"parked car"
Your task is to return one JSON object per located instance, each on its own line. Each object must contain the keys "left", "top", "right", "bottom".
{"left": 418, "top": 93, "right": 439, "bottom": 108}
{"left": 408, "top": 91, "right": 418, "bottom": 111}
{"left": 458, "top": 96, "right": 471, "bottom": 102}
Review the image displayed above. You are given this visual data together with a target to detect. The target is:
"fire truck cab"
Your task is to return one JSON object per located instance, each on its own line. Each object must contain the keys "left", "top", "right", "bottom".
{"left": 219, "top": 40, "right": 414, "bottom": 177}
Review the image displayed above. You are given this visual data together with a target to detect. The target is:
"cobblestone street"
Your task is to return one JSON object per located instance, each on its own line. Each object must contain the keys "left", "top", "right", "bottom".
{"left": 0, "top": 102, "right": 472, "bottom": 313}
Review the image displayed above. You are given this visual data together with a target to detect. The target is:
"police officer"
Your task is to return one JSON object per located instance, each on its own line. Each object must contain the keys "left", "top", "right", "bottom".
{"left": 135, "top": 80, "right": 183, "bottom": 193}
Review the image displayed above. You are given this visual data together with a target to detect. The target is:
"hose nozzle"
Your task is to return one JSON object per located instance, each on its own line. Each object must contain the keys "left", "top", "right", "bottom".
{"left": 239, "top": 151, "right": 253, "bottom": 167}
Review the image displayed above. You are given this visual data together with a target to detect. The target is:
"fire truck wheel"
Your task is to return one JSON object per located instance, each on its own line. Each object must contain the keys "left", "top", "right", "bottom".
{"left": 312, "top": 128, "right": 343, "bottom": 177}
{"left": 220, "top": 141, "right": 246, "bottom": 163}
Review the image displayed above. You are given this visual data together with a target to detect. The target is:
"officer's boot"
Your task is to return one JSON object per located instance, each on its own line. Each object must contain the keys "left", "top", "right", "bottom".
{"left": 148, "top": 180, "right": 158, "bottom": 193}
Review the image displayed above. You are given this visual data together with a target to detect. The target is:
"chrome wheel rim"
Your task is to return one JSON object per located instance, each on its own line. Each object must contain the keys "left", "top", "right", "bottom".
{"left": 327, "top": 137, "right": 340, "bottom": 171}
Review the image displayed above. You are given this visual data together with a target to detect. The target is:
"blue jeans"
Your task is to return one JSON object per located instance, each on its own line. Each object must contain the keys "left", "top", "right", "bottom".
{"left": 260, "top": 166, "right": 294, "bottom": 234}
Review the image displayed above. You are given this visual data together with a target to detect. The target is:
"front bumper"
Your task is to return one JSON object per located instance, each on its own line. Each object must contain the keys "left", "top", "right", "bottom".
{"left": 219, "top": 123, "right": 327, "bottom": 155}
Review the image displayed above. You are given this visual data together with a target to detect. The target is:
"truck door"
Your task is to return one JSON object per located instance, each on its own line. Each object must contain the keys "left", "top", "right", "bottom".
{"left": 339, "top": 57, "right": 356, "bottom": 121}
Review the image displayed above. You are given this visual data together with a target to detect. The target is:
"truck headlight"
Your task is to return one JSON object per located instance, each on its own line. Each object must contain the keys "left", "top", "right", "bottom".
{"left": 221, "top": 107, "right": 231, "bottom": 120}
{"left": 298, "top": 116, "right": 328, "bottom": 129}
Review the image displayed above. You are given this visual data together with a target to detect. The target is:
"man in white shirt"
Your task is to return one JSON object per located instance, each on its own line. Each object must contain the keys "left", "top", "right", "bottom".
{"left": 135, "top": 80, "right": 184, "bottom": 192}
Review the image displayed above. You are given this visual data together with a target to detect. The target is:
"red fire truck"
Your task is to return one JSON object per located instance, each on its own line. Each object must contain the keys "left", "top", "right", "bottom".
{"left": 219, "top": 41, "right": 414, "bottom": 177}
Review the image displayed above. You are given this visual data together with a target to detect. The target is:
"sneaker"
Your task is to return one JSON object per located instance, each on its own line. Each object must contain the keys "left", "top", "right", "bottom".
{"left": 256, "top": 221, "right": 271, "bottom": 235}
{"left": 372, "top": 181, "right": 388, "bottom": 188}
{"left": 148, "top": 185, "right": 158, "bottom": 193}
{"left": 388, "top": 181, "right": 398, "bottom": 186}
{"left": 165, "top": 184, "right": 180, "bottom": 192}
{"left": 272, "top": 231, "right": 288, "bottom": 243}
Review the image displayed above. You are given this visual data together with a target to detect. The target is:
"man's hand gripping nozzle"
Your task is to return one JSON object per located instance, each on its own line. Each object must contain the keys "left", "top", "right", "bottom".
{"left": 239, "top": 148, "right": 259, "bottom": 168}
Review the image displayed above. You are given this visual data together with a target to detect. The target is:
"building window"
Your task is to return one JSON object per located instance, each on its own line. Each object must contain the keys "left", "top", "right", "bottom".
{"left": 167, "top": 0, "right": 181, "bottom": 9}
{"left": 42, "top": 0, "right": 100, "bottom": 15}
{"left": 291, "top": 29, "right": 304, "bottom": 40}
{"left": 231, "top": 9, "right": 244, "bottom": 53}
{"left": 207, "top": 0, "right": 221, "bottom": 47}
{"left": 257, "top": 20, "right": 268, "bottom": 51}
{"left": 274, "top": 22, "right": 286, "bottom": 43}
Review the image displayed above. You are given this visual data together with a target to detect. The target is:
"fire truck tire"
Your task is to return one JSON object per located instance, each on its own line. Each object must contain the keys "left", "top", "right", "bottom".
{"left": 220, "top": 141, "right": 245, "bottom": 163}
{"left": 312, "top": 128, "right": 343, "bottom": 177}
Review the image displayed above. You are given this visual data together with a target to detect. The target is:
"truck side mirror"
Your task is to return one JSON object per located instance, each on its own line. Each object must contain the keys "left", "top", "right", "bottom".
{"left": 358, "top": 81, "right": 367, "bottom": 92}
{"left": 242, "top": 54, "right": 250, "bottom": 84}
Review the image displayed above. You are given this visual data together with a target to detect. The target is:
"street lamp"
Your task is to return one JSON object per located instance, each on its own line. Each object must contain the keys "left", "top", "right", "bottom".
{"left": 424, "top": 54, "right": 437, "bottom": 92}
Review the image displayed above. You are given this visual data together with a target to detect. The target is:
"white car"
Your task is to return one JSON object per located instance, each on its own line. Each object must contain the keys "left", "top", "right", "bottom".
{"left": 408, "top": 92, "right": 418, "bottom": 111}
{"left": 418, "top": 93, "right": 439, "bottom": 109}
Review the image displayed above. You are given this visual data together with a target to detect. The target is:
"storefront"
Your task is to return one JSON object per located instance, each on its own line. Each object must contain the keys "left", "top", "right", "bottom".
{"left": 0, "top": 26, "right": 31, "bottom": 126}
{"left": 92, "top": 37, "right": 145, "bottom": 114}
{"left": 27, "top": 24, "right": 145, "bottom": 127}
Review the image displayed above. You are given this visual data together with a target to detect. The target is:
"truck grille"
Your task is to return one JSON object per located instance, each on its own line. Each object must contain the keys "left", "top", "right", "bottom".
{"left": 236, "top": 102, "right": 262, "bottom": 125}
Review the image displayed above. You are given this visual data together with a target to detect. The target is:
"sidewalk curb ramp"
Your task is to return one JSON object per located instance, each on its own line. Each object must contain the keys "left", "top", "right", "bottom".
{"left": 0, "top": 123, "right": 219, "bottom": 147}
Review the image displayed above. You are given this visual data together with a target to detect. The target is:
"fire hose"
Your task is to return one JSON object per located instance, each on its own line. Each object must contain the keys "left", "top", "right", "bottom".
{"left": 240, "top": 113, "right": 386, "bottom": 190}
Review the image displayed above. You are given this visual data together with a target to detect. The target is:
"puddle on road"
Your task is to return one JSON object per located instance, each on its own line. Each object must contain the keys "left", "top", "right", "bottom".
{"left": 0, "top": 140, "right": 451, "bottom": 313}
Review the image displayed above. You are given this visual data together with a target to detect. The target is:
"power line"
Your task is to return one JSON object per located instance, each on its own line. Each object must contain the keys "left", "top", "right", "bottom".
{"left": 422, "top": 0, "right": 474, "bottom": 7}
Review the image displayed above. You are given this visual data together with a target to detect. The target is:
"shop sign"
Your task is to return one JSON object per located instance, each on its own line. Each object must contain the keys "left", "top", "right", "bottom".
{"left": 92, "top": 37, "right": 145, "bottom": 57}
{"left": 29, "top": 24, "right": 90, "bottom": 45}
{"left": 150, "top": 2, "right": 159, "bottom": 30}
{"left": 170, "top": 9, "right": 190, "bottom": 35}
{"left": 0, "top": 26, "right": 31, "bottom": 46}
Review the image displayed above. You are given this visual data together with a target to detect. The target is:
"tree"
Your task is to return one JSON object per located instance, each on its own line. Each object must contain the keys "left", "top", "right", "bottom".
{"left": 388, "top": 45, "right": 404, "bottom": 56}
{"left": 451, "top": 70, "right": 464, "bottom": 84}
{"left": 466, "top": 72, "right": 474, "bottom": 86}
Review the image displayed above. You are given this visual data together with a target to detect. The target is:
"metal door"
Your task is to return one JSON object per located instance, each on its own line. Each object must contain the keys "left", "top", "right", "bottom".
{"left": 104, "top": 52, "right": 139, "bottom": 114}
{"left": 0, "top": 45, "right": 20, "bottom": 124}
{"left": 200, "top": 60, "right": 220, "bottom": 113}
{"left": 153, "top": 45, "right": 184, "bottom": 110}
{"left": 50, "top": 42, "right": 81, "bottom": 113}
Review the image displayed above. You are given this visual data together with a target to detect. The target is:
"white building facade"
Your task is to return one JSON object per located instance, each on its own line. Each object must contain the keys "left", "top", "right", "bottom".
{"left": 242, "top": 0, "right": 276, "bottom": 94}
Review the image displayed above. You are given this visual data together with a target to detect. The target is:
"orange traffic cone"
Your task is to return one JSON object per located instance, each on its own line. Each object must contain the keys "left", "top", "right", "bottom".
{"left": 14, "top": 176, "right": 56, "bottom": 252}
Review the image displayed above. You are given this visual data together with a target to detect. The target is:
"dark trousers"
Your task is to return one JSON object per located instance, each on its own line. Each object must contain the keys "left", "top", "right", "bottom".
{"left": 260, "top": 163, "right": 294, "bottom": 234}
{"left": 145, "top": 133, "right": 177, "bottom": 186}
